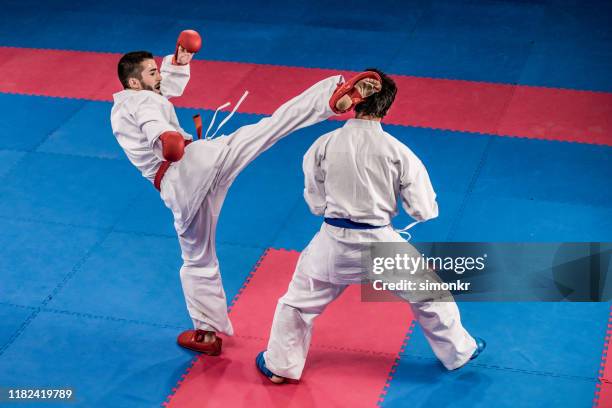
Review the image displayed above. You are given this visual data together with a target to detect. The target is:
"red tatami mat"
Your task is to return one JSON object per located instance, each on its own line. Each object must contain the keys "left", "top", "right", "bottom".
{"left": 595, "top": 306, "right": 612, "bottom": 408}
{"left": 164, "top": 248, "right": 413, "bottom": 408}
{"left": 0, "top": 47, "right": 610, "bottom": 146}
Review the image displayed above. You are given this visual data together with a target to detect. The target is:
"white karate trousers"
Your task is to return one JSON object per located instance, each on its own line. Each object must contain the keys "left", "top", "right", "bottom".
{"left": 176, "top": 75, "right": 343, "bottom": 335}
{"left": 264, "top": 223, "right": 477, "bottom": 378}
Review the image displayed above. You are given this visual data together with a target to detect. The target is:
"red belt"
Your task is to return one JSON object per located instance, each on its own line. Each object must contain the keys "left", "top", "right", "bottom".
{"left": 154, "top": 139, "right": 193, "bottom": 191}
{"left": 154, "top": 161, "right": 171, "bottom": 191}
{"left": 155, "top": 116, "right": 201, "bottom": 192}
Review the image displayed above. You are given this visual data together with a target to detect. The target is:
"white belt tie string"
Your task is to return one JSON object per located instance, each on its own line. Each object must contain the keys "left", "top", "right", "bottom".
{"left": 205, "top": 90, "right": 249, "bottom": 140}
{"left": 395, "top": 220, "right": 420, "bottom": 241}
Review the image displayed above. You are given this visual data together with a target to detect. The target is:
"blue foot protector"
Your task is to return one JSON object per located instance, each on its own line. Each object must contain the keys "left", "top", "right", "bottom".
{"left": 470, "top": 337, "right": 487, "bottom": 361}
{"left": 256, "top": 351, "right": 283, "bottom": 383}
{"left": 452, "top": 336, "right": 486, "bottom": 371}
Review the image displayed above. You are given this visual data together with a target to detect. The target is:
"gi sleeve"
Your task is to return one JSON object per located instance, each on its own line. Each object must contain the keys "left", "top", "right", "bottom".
{"left": 160, "top": 55, "right": 190, "bottom": 99}
{"left": 399, "top": 151, "right": 439, "bottom": 222}
{"left": 303, "top": 138, "right": 327, "bottom": 216}
{"left": 132, "top": 95, "right": 177, "bottom": 149}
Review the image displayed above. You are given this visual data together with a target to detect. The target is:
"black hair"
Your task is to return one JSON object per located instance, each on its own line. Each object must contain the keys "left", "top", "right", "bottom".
{"left": 117, "top": 51, "right": 154, "bottom": 89}
{"left": 354, "top": 68, "right": 397, "bottom": 118}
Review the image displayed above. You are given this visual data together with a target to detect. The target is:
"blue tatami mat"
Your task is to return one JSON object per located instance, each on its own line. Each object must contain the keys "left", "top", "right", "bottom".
{"left": 0, "top": 218, "right": 104, "bottom": 306}
{"left": 46, "top": 231, "right": 265, "bottom": 327}
{"left": 0, "top": 152, "right": 139, "bottom": 228}
{"left": 383, "top": 302, "right": 609, "bottom": 408}
{"left": 0, "top": 1, "right": 610, "bottom": 406}
{"left": 0, "top": 304, "right": 36, "bottom": 352}
{"left": 0, "top": 94, "right": 84, "bottom": 151}
{"left": 0, "top": 310, "right": 195, "bottom": 407}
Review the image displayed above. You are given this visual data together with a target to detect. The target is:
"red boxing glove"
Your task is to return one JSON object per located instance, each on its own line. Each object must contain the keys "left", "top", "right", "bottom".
{"left": 177, "top": 30, "right": 202, "bottom": 53}
{"left": 160, "top": 131, "right": 186, "bottom": 162}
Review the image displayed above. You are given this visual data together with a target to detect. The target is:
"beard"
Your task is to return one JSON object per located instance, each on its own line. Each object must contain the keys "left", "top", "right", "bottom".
{"left": 140, "top": 80, "right": 161, "bottom": 94}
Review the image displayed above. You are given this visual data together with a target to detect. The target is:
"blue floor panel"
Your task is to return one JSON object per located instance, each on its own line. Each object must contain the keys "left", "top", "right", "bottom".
{"left": 0, "top": 152, "right": 140, "bottom": 229}
{"left": 385, "top": 126, "right": 491, "bottom": 196}
{"left": 390, "top": 0, "right": 546, "bottom": 84}
{"left": 0, "top": 218, "right": 104, "bottom": 307}
{"left": 406, "top": 303, "right": 608, "bottom": 377}
{"left": 0, "top": 304, "right": 36, "bottom": 350}
{"left": 383, "top": 302, "right": 608, "bottom": 408}
{"left": 38, "top": 101, "right": 126, "bottom": 160}
{"left": 451, "top": 194, "right": 612, "bottom": 242}
{"left": 0, "top": 94, "right": 84, "bottom": 151}
{"left": 0, "top": 310, "right": 193, "bottom": 407}
{"left": 518, "top": 2, "right": 612, "bottom": 92}
{"left": 114, "top": 183, "right": 176, "bottom": 237}
{"left": 46, "top": 231, "right": 265, "bottom": 328}
{"left": 1, "top": 1, "right": 611, "bottom": 90}
{"left": 0, "top": 149, "right": 25, "bottom": 179}
{"left": 265, "top": 26, "right": 410, "bottom": 74}
{"left": 473, "top": 137, "right": 612, "bottom": 208}
{"left": 383, "top": 355, "right": 596, "bottom": 408}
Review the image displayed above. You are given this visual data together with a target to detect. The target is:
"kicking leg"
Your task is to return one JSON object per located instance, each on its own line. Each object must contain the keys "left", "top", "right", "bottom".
{"left": 215, "top": 75, "right": 342, "bottom": 186}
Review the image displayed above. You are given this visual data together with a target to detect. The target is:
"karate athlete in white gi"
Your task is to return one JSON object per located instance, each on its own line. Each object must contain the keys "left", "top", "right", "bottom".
{"left": 110, "top": 30, "right": 384, "bottom": 355}
{"left": 257, "top": 68, "right": 486, "bottom": 383}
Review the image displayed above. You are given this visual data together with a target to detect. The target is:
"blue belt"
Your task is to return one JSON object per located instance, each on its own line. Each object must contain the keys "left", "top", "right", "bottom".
{"left": 324, "top": 218, "right": 386, "bottom": 230}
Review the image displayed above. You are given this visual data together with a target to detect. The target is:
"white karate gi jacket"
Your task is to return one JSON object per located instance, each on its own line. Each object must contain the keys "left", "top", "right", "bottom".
{"left": 298, "top": 118, "right": 439, "bottom": 284}
{"left": 110, "top": 55, "right": 230, "bottom": 234}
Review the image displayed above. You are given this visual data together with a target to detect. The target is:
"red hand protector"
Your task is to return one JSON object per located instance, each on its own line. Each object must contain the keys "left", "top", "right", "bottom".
{"left": 160, "top": 131, "right": 186, "bottom": 162}
{"left": 177, "top": 30, "right": 202, "bottom": 53}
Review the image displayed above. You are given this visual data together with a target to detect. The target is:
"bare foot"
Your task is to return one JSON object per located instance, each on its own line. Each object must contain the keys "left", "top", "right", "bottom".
{"left": 270, "top": 375, "right": 285, "bottom": 384}
{"left": 203, "top": 331, "right": 216, "bottom": 343}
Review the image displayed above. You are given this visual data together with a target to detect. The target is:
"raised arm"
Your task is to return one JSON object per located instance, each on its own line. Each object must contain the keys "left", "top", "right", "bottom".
{"left": 160, "top": 30, "right": 202, "bottom": 99}
{"left": 399, "top": 150, "right": 439, "bottom": 222}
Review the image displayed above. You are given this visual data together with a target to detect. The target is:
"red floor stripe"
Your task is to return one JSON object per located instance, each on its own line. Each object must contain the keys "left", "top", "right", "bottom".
{"left": 163, "top": 248, "right": 413, "bottom": 408}
{"left": 0, "top": 46, "right": 610, "bottom": 146}
{"left": 594, "top": 305, "right": 612, "bottom": 408}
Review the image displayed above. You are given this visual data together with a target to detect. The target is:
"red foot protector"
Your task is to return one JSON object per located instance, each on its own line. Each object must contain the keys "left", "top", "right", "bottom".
{"left": 594, "top": 305, "right": 612, "bottom": 408}
{"left": 177, "top": 329, "right": 222, "bottom": 356}
{"left": 163, "top": 249, "right": 414, "bottom": 408}
{"left": 0, "top": 47, "right": 610, "bottom": 146}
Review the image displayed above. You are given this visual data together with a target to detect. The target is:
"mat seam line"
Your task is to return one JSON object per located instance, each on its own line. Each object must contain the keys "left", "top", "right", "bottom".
{"left": 266, "top": 197, "right": 303, "bottom": 247}
{"left": 0, "top": 214, "right": 267, "bottom": 249}
{"left": 446, "top": 77, "right": 521, "bottom": 240}
{"left": 445, "top": 136, "right": 494, "bottom": 240}
{"left": 0, "top": 301, "right": 186, "bottom": 330}
{"left": 593, "top": 303, "right": 612, "bottom": 407}
{"left": 376, "top": 321, "right": 416, "bottom": 407}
